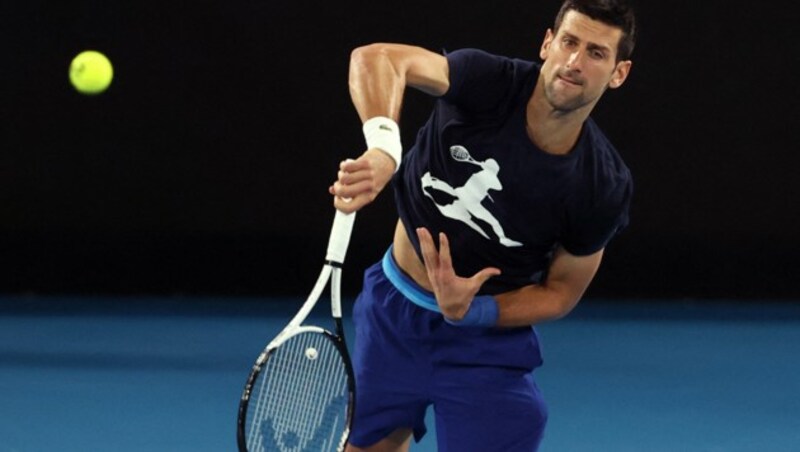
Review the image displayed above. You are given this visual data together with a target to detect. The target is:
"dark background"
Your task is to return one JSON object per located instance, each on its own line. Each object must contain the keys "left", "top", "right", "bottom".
{"left": 2, "top": 1, "right": 797, "bottom": 299}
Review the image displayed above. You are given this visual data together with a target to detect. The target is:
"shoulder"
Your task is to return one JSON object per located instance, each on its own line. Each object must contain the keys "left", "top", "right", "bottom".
{"left": 561, "top": 122, "right": 633, "bottom": 255}
{"left": 583, "top": 118, "right": 633, "bottom": 190}
{"left": 442, "top": 48, "right": 539, "bottom": 111}
{"left": 569, "top": 119, "right": 633, "bottom": 219}
{"left": 445, "top": 48, "right": 537, "bottom": 77}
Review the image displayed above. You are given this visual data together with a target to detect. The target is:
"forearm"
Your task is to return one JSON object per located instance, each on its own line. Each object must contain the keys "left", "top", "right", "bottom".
{"left": 490, "top": 247, "right": 603, "bottom": 327}
{"left": 349, "top": 45, "right": 407, "bottom": 122}
{"left": 348, "top": 44, "right": 449, "bottom": 122}
{"left": 334, "top": 46, "right": 422, "bottom": 212}
{"left": 494, "top": 282, "right": 584, "bottom": 327}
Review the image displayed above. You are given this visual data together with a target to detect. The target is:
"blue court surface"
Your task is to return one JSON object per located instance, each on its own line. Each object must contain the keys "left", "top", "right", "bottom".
{"left": 2, "top": 296, "right": 799, "bottom": 451}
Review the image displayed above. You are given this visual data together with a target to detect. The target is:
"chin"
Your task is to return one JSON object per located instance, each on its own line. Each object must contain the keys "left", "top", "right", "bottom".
{"left": 546, "top": 93, "right": 583, "bottom": 112}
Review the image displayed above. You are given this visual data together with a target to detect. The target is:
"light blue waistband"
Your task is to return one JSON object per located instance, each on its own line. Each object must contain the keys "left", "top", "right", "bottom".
{"left": 381, "top": 247, "right": 441, "bottom": 313}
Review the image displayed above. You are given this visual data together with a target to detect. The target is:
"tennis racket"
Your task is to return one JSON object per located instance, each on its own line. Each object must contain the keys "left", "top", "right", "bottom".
{"left": 449, "top": 145, "right": 479, "bottom": 164}
{"left": 237, "top": 209, "right": 357, "bottom": 452}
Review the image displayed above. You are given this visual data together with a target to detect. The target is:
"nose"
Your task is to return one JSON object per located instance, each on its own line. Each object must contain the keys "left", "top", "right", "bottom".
{"left": 566, "top": 50, "right": 582, "bottom": 71}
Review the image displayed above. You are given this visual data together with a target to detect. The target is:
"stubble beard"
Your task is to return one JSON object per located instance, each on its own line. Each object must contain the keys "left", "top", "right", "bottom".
{"left": 543, "top": 75, "right": 591, "bottom": 114}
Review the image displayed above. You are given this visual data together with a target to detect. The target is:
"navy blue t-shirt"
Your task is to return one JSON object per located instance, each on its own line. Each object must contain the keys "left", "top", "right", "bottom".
{"left": 393, "top": 48, "right": 632, "bottom": 295}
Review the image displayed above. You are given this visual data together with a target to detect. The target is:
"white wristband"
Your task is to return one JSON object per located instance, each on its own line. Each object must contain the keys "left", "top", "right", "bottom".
{"left": 362, "top": 116, "right": 402, "bottom": 173}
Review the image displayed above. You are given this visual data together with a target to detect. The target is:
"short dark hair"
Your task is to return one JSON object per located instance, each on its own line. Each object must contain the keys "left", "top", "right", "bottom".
{"left": 554, "top": 0, "right": 636, "bottom": 61}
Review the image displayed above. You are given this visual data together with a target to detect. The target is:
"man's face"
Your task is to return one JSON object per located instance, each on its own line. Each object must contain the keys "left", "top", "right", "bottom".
{"left": 539, "top": 10, "right": 631, "bottom": 113}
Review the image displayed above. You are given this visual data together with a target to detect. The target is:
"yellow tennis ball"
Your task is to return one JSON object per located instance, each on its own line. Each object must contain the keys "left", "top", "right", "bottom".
{"left": 69, "top": 50, "right": 114, "bottom": 95}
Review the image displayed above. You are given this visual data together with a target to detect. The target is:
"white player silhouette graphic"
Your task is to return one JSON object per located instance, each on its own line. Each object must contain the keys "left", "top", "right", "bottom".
{"left": 421, "top": 145, "right": 523, "bottom": 247}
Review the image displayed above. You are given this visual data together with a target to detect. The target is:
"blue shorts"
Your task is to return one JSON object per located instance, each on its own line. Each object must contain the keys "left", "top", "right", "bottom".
{"left": 348, "top": 248, "right": 547, "bottom": 451}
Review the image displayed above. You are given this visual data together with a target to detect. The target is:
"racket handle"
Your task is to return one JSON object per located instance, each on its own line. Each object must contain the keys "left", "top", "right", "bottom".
{"left": 326, "top": 209, "right": 356, "bottom": 265}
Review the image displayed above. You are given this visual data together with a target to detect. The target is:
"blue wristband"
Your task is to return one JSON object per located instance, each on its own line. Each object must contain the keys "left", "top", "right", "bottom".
{"left": 444, "top": 295, "right": 499, "bottom": 327}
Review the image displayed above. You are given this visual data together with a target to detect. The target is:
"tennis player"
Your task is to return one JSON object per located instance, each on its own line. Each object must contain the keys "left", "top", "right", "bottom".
{"left": 330, "top": 1, "right": 636, "bottom": 450}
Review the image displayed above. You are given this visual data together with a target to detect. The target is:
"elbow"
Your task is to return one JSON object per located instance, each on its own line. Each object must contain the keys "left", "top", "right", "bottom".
{"left": 541, "top": 285, "right": 584, "bottom": 322}
{"left": 349, "top": 45, "right": 369, "bottom": 68}
{"left": 555, "top": 292, "right": 584, "bottom": 320}
{"left": 350, "top": 43, "right": 391, "bottom": 70}
{"left": 534, "top": 298, "right": 578, "bottom": 324}
{"left": 545, "top": 273, "right": 591, "bottom": 320}
{"left": 349, "top": 44, "right": 391, "bottom": 91}
{"left": 551, "top": 298, "right": 580, "bottom": 321}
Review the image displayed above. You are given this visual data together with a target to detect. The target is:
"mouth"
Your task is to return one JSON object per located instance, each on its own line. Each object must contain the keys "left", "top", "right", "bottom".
{"left": 556, "top": 74, "right": 583, "bottom": 86}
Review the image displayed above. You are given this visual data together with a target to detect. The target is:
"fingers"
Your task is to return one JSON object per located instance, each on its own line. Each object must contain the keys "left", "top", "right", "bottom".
{"left": 329, "top": 151, "right": 393, "bottom": 212}
{"left": 339, "top": 157, "right": 370, "bottom": 173}
{"left": 333, "top": 195, "right": 360, "bottom": 213}
{"left": 416, "top": 227, "right": 438, "bottom": 274}
{"left": 417, "top": 228, "right": 500, "bottom": 288}
{"left": 331, "top": 179, "right": 376, "bottom": 199}
{"left": 438, "top": 232, "right": 453, "bottom": 272}
{"left": 416, "top": 229, "right": 500, "bottom": 320}
{"left": 329, "top": 159, "right": 370, "bottom": 212}
{"left": 472, "top": 267, "right": 502, "bottom": 285}
{"left": 330, "top": 159, "right": 362, "bottom": 194}
{"left": 334, "top": 160, "right": 371, "bottom": 190}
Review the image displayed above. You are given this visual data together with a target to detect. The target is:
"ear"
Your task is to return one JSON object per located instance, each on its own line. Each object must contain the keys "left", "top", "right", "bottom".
{"left": 540, "top": 28, "right": 555, "bottom": 60}
{"left": 608, "top": 60, "right": 632, "bottom": 89}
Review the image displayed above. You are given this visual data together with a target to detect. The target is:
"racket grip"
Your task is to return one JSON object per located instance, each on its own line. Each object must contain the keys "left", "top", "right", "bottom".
{"left": 326, "top": 209, "right": 356, "bottom": 265}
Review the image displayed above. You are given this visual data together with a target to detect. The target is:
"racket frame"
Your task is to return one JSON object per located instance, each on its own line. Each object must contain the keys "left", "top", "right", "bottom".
{"left": 237, "top": 210, "right": 356, "bottom": 452}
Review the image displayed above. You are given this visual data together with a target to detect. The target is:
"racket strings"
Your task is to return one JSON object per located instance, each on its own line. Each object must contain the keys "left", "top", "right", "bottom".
{"left": 246, "top": 332, "right": 349, "bottom": 452}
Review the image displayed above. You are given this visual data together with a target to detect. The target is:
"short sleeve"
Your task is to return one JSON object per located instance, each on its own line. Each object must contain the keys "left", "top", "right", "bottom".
{"left": 561, "top": 175, "right": 633, "bottom": 256}
{"left": 442, "top": 48, "right": 521, "bottom": 115}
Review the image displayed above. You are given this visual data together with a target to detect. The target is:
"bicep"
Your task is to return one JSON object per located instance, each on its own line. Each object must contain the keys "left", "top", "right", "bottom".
{"left": 402, "top": 47, "right": 449, "bottom": 96}
{"left": 545, "top": 246, "right": 604, "bottom": 312}
{"left": 493, "top": 246, "right": 604, "bottom": 326}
